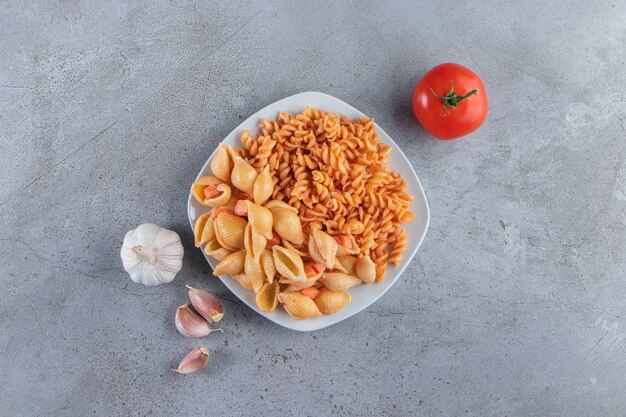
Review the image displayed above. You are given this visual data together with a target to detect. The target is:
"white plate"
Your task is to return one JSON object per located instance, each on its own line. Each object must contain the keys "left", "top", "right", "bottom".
{"left": 188, "top": 91, "right": 429, "bottom": 331}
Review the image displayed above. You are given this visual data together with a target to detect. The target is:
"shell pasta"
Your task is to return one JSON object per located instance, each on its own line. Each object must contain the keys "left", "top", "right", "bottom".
{"left": 191, "top": 108, "right": 415, "bottom": 319}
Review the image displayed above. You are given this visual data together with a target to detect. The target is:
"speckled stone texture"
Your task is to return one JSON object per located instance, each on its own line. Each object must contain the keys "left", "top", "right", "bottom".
{"left": 1, "top": 1, "right": 625, "bottom": 416}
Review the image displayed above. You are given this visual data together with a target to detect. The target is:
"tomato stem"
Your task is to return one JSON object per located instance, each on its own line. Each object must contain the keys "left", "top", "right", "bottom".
{"left": 429, "top": 81, "right": 478, "bottom": 114}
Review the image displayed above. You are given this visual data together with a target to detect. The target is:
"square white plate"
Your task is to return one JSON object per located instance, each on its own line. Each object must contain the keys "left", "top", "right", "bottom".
{"left": 188, "top": 91, "right": 429, "bottom": 331}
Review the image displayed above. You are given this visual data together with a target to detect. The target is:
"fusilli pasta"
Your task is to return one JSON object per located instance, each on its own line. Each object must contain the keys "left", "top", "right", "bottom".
{"left": 241, "top": 107, "right": 415, "bottom": 281}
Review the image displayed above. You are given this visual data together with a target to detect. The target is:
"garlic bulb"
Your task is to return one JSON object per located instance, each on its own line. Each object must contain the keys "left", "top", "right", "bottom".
{"left": 120, "top": 223, "right": 184, "bottom": 286}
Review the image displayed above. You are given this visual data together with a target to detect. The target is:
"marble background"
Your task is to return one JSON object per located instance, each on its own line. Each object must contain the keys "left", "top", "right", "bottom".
{"left": 1, "top": 1, "right": 625, "bottom": 415}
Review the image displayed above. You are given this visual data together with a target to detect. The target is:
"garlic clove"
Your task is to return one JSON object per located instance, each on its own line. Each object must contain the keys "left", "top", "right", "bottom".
{"left": 186, "top": 285, "right": 224, "bottom": 323}
{"left": 175, "top": 304, "right": 221, "bottom": 338}
{"left": 173, "top": 346, "right": 209, "bottom": 374}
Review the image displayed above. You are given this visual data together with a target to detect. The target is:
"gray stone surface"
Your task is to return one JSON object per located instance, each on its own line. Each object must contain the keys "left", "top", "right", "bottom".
{"left": 1, "top": 0, "right": 625, "bottom": 415}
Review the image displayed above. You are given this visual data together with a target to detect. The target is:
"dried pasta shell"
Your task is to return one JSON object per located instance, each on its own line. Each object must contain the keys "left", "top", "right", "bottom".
{"left": 277, "top": 292, "right": 322, "bottom": 320}
{"left": 263, "top": 200, "right": 298, "bottom": 213}
{"left": 244, "top": 253, "right": 265, "bottom": 293}
{"left": 231, "top": 154, "right": 258, "bottom": 194}
{"left": 308, "top": 228, "right": 338, "bottom": 269}
{"left": 203, "top": 239, "right": 232, "bottom": 261}
{"left": 244, "top": 223, "right": 267, "bottom": 263}
{"left": 255, "top": 281, "right": 279, "bottom": 312}
{"left": 279, "top": 275, "right": 319, "bottom": 291}
{"left": 355, "top": 255, "right": 376, "bottom": 284}
{"left": 335, "top": 235, "right": 359, "bottom": 256}
{"left": 270, "top": 207, "right": 304, "bottom": 245}
{"left": 201, "top": 215, "right": 216, "bottom": 244}
{"left": 336, "top": 255, "right": 357, "bottom": 275}
{"left": 194, "top": 211, "right": 212, "bottom": 247}
{"left": 319, "top": 272, "right": 361, "bottom": 292}
{"left": 190, "top": 176, "right": 223, "bottom": 205}
{"left": 260, "top": 249, "right": 276, "bottom": 284}
{"left": 210, "top": 144, "right": 234, "bottom": 183}
{"left": 214, "top": 213, "right": 247, "bottom": 251}
{"left": 332, "top": 258, "right": 347, "bottom": 273}
{"left": 219, "top": 193, "right": 238, "bottom": 211}
{"left": 213, "top": 249, "right": 246, "bottom": 276}
{"left": 231, "top": 273, "right": 254, "bottom": 291}
{"left": 314, "top": 288, "right": 351, "bottom": 314}
{"left": 272, "top": 246, "right": 306, "bottom": 282}
{"left": 203, "top": 183, "right": 232, "bottom": 207}
{"left": 283, "top": 239, "right": 309, "bottom": 258}
{"left": 246, "top": 200, "right": 273, "bottom": 239}
{"left": 283, "top": 284, "right": 316, "bottom": 292}
{"left": 253, "top": 166, "right": 274, "bottom": 205}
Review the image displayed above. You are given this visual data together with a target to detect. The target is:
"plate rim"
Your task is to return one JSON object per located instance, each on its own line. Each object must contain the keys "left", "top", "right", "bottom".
{"left": 187, "top": 91, "right": 430, "bottom": 331}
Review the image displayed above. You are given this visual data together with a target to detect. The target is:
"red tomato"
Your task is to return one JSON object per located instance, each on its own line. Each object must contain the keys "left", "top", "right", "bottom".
{"left": 333, "top": 234, "right": 352, "bottom": 249}
{"left": 303, "top": 261, "right": 325, "bottom": 277}
{"left": 203, "top": 185, "right": 221, "bottom": 199}
{"left": 300, "top": 287, "right": 320, "bottom": 299}
{"left": 413, "top": 63, "right": 488, "bottom": 140}
{"left": 303, "top": 263, "right": 317, "bottom": 278}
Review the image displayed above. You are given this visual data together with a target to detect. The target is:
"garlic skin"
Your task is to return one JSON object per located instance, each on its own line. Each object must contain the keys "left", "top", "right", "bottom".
{"left": 120, "top": 223, "right": 184, "bottom": 286}
{"left": 175, "top": 304, "right": 221, "bottom": 338}
{"left": 173, "top": 346, "right": 209, "bottom": 374}
{"left": 187, "top": 285, "right": 224, "bottom": 323}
